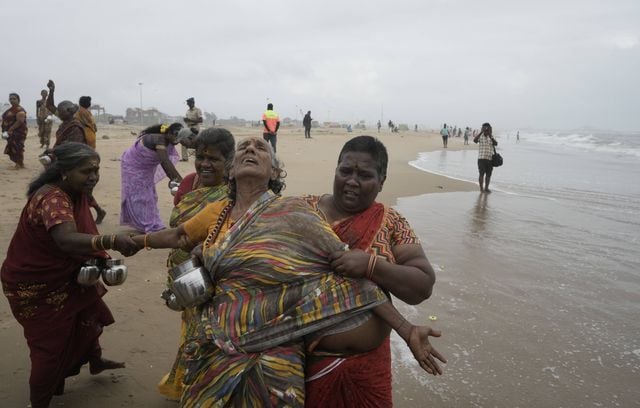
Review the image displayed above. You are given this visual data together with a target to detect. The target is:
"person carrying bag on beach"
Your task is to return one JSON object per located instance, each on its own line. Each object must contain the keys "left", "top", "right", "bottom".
{"left": 473, "top": 122, "right": 498, "bottom": 193}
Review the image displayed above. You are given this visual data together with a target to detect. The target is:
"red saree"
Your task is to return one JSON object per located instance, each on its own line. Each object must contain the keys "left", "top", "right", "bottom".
{"left": 2, "top": 105, "right": 28, "bottom": 164}
{"left": 1, "top": 185, "right": 113, "bottom": 408}
{"left": 303, "top": 195, "right": 419, "bottom": 408}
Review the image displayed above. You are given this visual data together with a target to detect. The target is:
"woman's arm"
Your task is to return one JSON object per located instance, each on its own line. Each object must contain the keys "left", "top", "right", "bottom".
{"left": 131, "top": 224, "right": 188, "bottom": 249}
{"left": 328, "top": 245, "right": 435, "bottom": 305}
{"left": 7, "top": 111, "right": 26, "bottom": 133}
{"left": 46, "top": 80, "right": 57, "bottom": 115}
{"left": 50, "top": 223, "right": 140, "bottom": 257}
{"left": 311, "top": 301, "right": 446, "bottom": 375}
{"left": 155, "top": 144, "right": 182, "bottom": 182}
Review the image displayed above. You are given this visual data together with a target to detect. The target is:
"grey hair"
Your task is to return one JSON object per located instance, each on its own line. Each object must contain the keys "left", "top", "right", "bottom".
{"left": 227, "top": 141, "right": 286, "bottom": 201}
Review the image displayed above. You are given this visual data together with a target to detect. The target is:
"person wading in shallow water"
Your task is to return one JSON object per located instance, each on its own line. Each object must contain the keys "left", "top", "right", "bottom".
{"left": 473, "top": 122, "right": 498, "bottom": 193}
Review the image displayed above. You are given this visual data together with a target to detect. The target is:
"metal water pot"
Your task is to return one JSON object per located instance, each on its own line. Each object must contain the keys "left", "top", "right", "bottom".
{"left": 77, "top": 259, "right": 102, "bottom": 286}
{"left": 169, "top": 258, "right": 214, "bottom": 308}
{"left": 101, "top": 259, "right": 128, "bottom": 286}
{"left": 169, "top": 180, "right": 180, "bottom": 196}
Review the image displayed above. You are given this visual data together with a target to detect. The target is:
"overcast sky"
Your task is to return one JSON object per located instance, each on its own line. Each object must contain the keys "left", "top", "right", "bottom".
{"left": 2, "top": 0, "right": 638, "bottom": 130}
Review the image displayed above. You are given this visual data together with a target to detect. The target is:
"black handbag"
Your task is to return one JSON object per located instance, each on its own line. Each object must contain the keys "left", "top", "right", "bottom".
{"left": 492, "top": 145, "right": 503, "bottom": 167}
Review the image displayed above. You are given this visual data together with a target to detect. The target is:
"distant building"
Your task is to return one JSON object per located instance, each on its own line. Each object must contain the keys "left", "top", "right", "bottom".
{"left": 125, "top": 107, "right": 175, "bottom": 125}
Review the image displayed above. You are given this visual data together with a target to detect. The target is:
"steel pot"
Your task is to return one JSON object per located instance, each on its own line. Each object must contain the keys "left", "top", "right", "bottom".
{"left": 169, "top": 258, "right": 214, "bottom": 308}
{"left": 161, "top": 288, "right": 184, "bottom": 311}
{"left": 101, "top": 259, "right": 128, "bottom": 286}
{"left": 77, "top": 262, "right": 101, "bottom": 286}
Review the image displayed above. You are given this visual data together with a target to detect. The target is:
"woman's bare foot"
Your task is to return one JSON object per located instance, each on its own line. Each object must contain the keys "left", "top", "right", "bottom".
{"left": 89, "top": 357, "right": 125, "bottom": 375}
{"left": 406, "top": 325, "right": 447, "bottom": 375}
{"left": 95, "top": 208, "right": 107, "bottom": 224}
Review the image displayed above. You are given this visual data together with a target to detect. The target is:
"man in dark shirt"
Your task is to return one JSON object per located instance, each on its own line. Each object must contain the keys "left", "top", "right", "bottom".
{"left": 303, "top": 111, "right": 313, "bottom": 139}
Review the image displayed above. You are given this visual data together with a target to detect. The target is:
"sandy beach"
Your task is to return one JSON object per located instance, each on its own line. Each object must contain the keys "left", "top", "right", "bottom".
{"left": 0, "top": 124, "right": 475, "bottom": 407}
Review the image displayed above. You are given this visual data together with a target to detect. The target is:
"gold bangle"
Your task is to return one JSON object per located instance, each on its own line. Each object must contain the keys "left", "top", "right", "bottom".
{"left": 91, "top": 235, "right": 99, "bottom": 251}
{"left": 99, "top": 235, "right": 106, "bottom": 250}
{"left": 367, "top": 255, "right": 378, "bottom": 280}
{"left": 144, "top": 233, "right": 151, "bottom": 251}
{"left": 110, "top": 234, "right": 116, "bottom": 250}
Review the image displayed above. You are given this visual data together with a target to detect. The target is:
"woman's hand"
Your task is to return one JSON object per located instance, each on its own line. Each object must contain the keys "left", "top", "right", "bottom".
{"left": 113, "top": 234, "right": 141, "bottom": 257}
{"left": 328, "top": 249, "right": 370, "bottom": 278}
{"left": 406, "top": 325, "right": 447, "bottom": 375}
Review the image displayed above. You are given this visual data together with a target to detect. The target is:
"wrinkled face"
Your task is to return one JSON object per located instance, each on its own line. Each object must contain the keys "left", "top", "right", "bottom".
{"left": 63, "top": 157, "right": 100, "bottom": 195}
{"left": 57, "top": 101, "right": 78, "bottom": 120}
{"left": 333, "top": 151, "right": 385, "bottom": 214}
{"left": 231, "top": 137, "right": 275, "bottom": 185}
{"left": 195, "top": 145, "right": 226, "bottom": 187}
{"left": 9, "top": 95, "right": 19, "bottom": 106}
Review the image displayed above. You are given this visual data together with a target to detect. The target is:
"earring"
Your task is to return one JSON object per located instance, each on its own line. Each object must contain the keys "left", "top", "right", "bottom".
{"left": 62, "top": 175, "right": 67, "bottom": 181}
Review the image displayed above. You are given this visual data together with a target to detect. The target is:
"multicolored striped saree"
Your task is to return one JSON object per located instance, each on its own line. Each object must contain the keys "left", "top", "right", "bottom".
{"left": 180, "top": 192, "right": 388, "bottom": 407}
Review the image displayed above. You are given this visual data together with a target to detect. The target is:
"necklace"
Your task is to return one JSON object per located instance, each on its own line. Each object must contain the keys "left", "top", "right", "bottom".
{"left": 203, "top": 202, "right": 234, "bottom": 248}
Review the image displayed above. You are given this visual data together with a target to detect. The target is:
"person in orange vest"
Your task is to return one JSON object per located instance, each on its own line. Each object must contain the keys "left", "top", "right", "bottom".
{"left": 261, "top": 103, "right": 280, "bottom": 153}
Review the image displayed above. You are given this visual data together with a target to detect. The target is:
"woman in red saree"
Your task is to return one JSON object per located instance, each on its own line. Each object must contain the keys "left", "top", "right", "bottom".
{"left": 2, "top": 92, "right": 28, "bottom": 169}
{"left": 157, "top": 128, "right": 235, "bottom": 400}
{"left": 1, "top": 143, "right": 139, "bottom": 408}
{"left": 303, "top": 135, "right": 438, "bottom": 407}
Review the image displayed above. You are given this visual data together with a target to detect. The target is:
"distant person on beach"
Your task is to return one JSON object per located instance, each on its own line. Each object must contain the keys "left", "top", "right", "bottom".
{"left": 415, "top": 124, "right": 418, "bottom": 132}
{"left": 377, "top": 120, "right": 381, "bottom": 133}
{"left": 0, "top": 142, "right": 138, "bottom": 408}
{"left": 457, "top": 128, "right": 462, "bottom": 138}
{"left": 388, "top": 120, "right": 394, "bottom": 132}
{"left": 75, "top": 96, "right": 97, "bottom": 149}
{"left": 45, "top": 80, "right": 86, "bottom": 146}
{"left": 517, "top": 131, "right": 520, "bottom": 142}
{"left": 473, "top": 122, "right": 498, "bottom": 193}
{"left": 303, "top": 110, "right": 313, "bottom": 139}
{"left": 464, "top": 127, "right": 470, "bottom": 145}
{"left": 2, "top": 92, "right": 27, "bottom": 170}
{"left": 440, "top": 123, "right": 449, "bottom": 148}
{"left": 46, "top": 80, "right": 106, "bottom": 223}
{"left": 36, "top": 90, "right": 53, "bottom": 149}
{"left": 181, "top": 97, "right": 203, "bottom": 162}
{"left": 262, "top": 102, "right": 280, "bottom": 152}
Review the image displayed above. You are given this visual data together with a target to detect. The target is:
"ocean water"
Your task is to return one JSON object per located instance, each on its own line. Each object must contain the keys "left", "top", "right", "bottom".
{"left": 389, "top": 130, "right": 640, "bottom": 407}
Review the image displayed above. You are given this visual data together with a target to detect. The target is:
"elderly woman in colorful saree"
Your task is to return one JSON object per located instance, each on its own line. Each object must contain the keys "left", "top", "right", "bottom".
{"left": 157, "top": 128, "right": 235, "bottom": 400}
{"left": 302, "top": 135, "right": 437, "bottom": 407}
{"left": 120, "top": 122, "right": 184, "bottom": 233}
{"left": 2, "top": 92, "right": 28, "bottom": 169}
{"left": 0, "top": 143, "right": 139, "bottom": 408}
{"left": 137, "top": 136, "right": 446, "bottom": 407}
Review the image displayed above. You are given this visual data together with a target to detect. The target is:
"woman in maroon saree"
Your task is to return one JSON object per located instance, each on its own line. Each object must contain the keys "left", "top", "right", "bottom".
{"left": 2, "top": 92, "right": 28, "bottom": 169}
{"left": 1, "top": 143, "right": 139, "bottom": 408}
